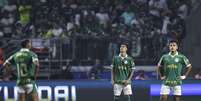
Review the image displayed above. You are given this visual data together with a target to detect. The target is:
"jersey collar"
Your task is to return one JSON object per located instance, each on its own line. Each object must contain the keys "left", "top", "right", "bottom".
{"left": 20, "top": 48, "right": 30, "bottom": 52}
{"left": 119, "top": 53, "right": 128, "bottom": 59}
{"left": 168, "top": 51, "right": 178, "bottom": 57}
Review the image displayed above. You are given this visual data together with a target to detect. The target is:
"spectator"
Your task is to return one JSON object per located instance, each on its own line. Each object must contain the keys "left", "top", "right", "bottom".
{"left": 161, "top": 13, "right": 171, "bottom": 35}
{"left": 135, "top": 70, "right": 148, "bottom": 80}
{"left": 121, "top": 7, "right": 135, "bottom": 26}
{"left": 60, "top": 60, "right": 73, "bottom": 79}
{"left": 0, "top": 48, "right": 4, "bottom": 79}
{"left": 89, "top": 59, "right": 103, "bottom": 79}
{"left": 18, "top": 4, "right": 32, "bottom": 25}
{"left": 52, "top": 23, "right": 63, "bottom": 37}
{"left": 0, "top": 0, "right": 194, "bottom": 67}
{"left": 194, "top": 69, "right": 201, "bottom": 80}
{"left": 0, "top": 48, "right": 3, "bottom": 64}
{"left": 0, "top": 30, "right": 3, "bottom": 37}
{"left": 130, "top": 33, "right": 141, "bottom": 58}
{"left": 0, "top": 0, "right": 8, "bottom": 7}
{"left": 177, "top": 1, "right": 188, "bottom": 20}
{"left": 107, "top": 25, "right": 119, "bottom": 62}
{"left": 149, "top": 0, "right": 161, "bottom": 17}
{"left": 96, "top": 7, "right": 110, "bottom": 28}
{"left": 0, "top": 11, "right": 14, "bottom": 37}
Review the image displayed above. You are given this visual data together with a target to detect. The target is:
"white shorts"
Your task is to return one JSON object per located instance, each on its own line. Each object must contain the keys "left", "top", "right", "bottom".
{"left": 113, "top": 84, "right": 132, "bottom": 96}
{"left": 17, "top": 84, "right": 37, "bottom": 94}
{"left": 160, "top": 84, "right": 182, "bottom": 96}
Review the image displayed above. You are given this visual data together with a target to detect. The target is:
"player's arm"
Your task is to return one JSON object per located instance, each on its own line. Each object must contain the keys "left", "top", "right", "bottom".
{"left": 111, "top": 66, "right": 115, "bottom": 85}
{"left": 127, "top": 60, "right": 135, "bottom": 81}
{"left": 180, "top": 56, "right": 192, "bottom": 79}
{"left": 2, "top": 55, "right": 14, "bottom": 76}
{"left": 111, "top": 57, "right": 115, "bottom": 85}
{"left": 32, "top": 54, "right": 39, "bottom": 80}
{"left": 157, "top": 56, "right": 165, "bottom": 80}
{"left": 124, "top": 58, "right": 135, "bottom": 85}
{"left": 2, "top": 62, "right": 10, "bottom": 74}
{"left": 183, "top": 65, "right": 192, "bottom": 78}
{"left": 127, "top": 69, "right": 134, "bottom": 82}
{"left": 34, "top": 60, "right": 39, "bottom": 80}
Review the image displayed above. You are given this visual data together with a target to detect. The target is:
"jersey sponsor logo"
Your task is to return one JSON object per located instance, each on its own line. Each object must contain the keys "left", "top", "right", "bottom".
{"left": 167, "top": 64, "right": 177, "bottom": 69}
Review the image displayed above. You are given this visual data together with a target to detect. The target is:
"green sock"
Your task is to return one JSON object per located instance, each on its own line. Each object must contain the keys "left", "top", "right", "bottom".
{"left": 114, "top": 96, "right": 120, "bottom": 101}
{"left": 125, "top": 95, "right": 131, "bottom": 101}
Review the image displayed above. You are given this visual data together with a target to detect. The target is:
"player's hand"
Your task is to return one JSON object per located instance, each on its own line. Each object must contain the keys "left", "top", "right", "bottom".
{"left": 160, "top": 76, "right": 166, "bottom": 80}
{"left": 122, "top": 80, "right": 129, "bottom": 86}
{"left": 180, "top": 76, "right": 186, "bottom": 80}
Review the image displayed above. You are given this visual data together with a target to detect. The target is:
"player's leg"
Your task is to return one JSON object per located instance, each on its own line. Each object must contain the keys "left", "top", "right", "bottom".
{"left": 18, "top": 93, "right": 26, "bottom": 101}
{"left": 160, "top": 95, "right": 168, "bottom": 101}
{"left": 26, "top": 83, "right": 39, "bottom": 101}
{"left": 17, "top": 85, "right": 26, "bottom": 101}
{"left": 31, "top": 92, "right": 39, "bottom": 101}
{"left": 160, "top": 84, "right": 170, "bottom": 101}
{"left": 113, "top": 84, "right": 123, "bottom": 101}
{"left": 123, "top": 84, "right": 132, "bottom": 101}
{"left": 173, "top": 95, "right": 180, "bottom": 101}
{"left": 31, "top": 83, "right": 39, "bottom": 101}
{"left": 173, "top": 85, "right": 182, "bottom": 101}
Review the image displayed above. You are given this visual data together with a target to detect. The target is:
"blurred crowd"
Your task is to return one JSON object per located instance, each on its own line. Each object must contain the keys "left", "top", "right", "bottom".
{"left": 0, "top": 0, "right": 200, "bottom": 80}
{"left": 0, "top": 0, "right": 195, "bottom": 62}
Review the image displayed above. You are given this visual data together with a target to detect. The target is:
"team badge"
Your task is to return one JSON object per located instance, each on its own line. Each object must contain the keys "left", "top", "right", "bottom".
{"left": 175, "top": 58, "right": 179, "bottom": 62}
{"left": 124, "top": 60, "right": 128, "bottom": 64}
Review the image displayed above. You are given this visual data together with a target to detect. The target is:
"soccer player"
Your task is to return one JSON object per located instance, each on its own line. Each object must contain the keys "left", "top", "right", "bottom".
{"left": 157, "top": 40, "right": 192, "bottom": 101}
{"left": 111, "top": 43, "right": 135, "bottom": 101}
{"left": 3, "top": 39, "right": 39, "bottom": 101}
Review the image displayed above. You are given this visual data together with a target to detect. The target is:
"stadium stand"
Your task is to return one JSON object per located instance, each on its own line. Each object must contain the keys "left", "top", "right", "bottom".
{"left": 0, "top": 0, "right": 199, "bottom": 80}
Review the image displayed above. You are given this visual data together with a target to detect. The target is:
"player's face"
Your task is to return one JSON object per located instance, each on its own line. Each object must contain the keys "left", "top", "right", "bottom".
{"left": 120, "top": 45, "right": 127, "bottom": 53}
{"left": 27, "top": 41, "right": 32, "bottom": 49}
{"left": 169, "top": 42, "right": 178, "bottom": 52}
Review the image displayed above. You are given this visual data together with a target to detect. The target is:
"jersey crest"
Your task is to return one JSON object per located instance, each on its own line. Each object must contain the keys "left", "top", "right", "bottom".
{"left": 174, "top": 58, "right": 179, "bottom": 62}
{"left": 124, "top": 60, "right": 128, "bottom": 64}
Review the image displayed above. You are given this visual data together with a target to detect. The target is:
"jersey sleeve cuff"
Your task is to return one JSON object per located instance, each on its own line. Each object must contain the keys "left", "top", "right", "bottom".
{"left": 32, "top": 58, "right": 39, "bottom": 62}
{"left": 186, "top": 64, "right": 191, "bottom": 67}
{"left": 131, "top": 66, "right": 136, "bottom": 70}
{"left": 5, "top": 60, "right": 11, "bottom": 64}
{"left": 157, "top": 64, "right": 161, "bottom": 67}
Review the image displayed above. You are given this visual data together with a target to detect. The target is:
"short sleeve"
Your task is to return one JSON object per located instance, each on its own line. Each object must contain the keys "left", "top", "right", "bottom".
{"left": 5, "top": 54, "right": 15, "bottom": 64}
{"left": 158, "top": 56, "right": 164, "bottom": 67}
{"left": 182, "top": 55, "right": 191, "bottom": 67}
{"left": 32, "top": 53, "right": 39, "bottom": 63}
{"left": 131, "top": 58, "right": 135, "bottom": 70}
{"left": 111, "top": 56, "right": 115, "bottom": 69}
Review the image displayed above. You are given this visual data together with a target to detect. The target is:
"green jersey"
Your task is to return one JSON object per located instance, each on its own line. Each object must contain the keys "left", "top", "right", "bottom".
{"left": 112, "top": 54, "right": 135, "bottom": 84}
{"left": 158, "top": 52, "right": 191, "bottom": 86}
{"left": 6, "top": 48, "right": 38, "bottom": 86}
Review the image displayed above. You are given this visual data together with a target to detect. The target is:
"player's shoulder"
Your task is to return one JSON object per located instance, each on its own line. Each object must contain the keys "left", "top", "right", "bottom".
{"left": 177, "top": 52, "right": 186, "bottom": 58}
{"left": 127, "top": 55, "right": 134, "bottom": 60}
{"left": 28, "top": 50, "right": 38, "bottom": 57}
{"left": 113, "top": 55, "right": 119, "bottom": 59}
{"left": 12, "top": 51, "right": 20, "bottom": 57}
{"left": 161, "top": 53, "right": 169, "bottom": 58}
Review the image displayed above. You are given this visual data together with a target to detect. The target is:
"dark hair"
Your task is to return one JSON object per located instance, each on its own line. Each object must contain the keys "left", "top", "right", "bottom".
{"left": 21, "top": 39, "right": 30, "bottom": 48}
{"left": 120, "top": 42, "right": 129, "bottom": 48}
{"left": 169, "top": 40, "right": 178, "bottom": 45}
